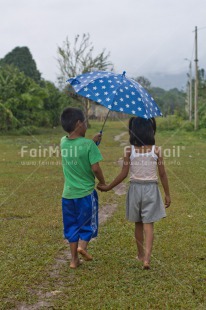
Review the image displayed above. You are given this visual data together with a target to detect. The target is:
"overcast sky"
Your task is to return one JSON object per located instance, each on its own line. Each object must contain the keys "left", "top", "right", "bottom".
{"left": 1, "top": 0, "right": 206, "bottom": 89}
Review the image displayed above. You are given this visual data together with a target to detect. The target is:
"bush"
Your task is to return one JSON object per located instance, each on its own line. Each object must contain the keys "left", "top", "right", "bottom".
{"left": 18, "top": 125, "right": 40, "bottom": 135}
{"left": 157, "top": 115, "right": 182, "bottom": 131}
{"left": 199, "top": 115, "right": 206, "bottom": 129}
{"left": 182, "top": 121, "right": 194, "bottom": 131}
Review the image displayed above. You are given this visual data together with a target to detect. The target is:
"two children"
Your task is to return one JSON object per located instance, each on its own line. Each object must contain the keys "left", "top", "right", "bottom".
{"left": 60, "top": 108, "right": 171, "bottom": 269}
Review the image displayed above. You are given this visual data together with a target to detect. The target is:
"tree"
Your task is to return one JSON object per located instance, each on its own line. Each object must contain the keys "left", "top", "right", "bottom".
{"left": 133, "top": 76, "right": 151, "bottom": 90}
{"left": 41, "top": 81, "right": 73, "bottom": 127}
{"left": 0, "top": 64, "right": 47, "bottom": 128}
{"left": 0, "top": 46, "right": 41, "bottom": 83}
{"left": 0, "top": 103, "right": 17, "bottom": 131}
{"left": 57, "top": 33, "right": 113, "bottom": 126}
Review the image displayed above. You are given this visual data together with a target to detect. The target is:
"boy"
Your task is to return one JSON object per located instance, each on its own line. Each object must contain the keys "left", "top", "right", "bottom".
{"left": 60, "top": 107, "right": 105, "bottom": 269}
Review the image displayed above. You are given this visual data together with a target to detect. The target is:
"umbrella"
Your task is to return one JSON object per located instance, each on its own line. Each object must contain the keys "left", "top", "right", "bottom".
{"left": 67, "top": 71, "right": 162, "bottom": 142}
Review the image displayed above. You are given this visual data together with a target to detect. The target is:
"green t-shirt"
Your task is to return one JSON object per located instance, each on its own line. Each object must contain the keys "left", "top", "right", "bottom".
{"left": 60, "top": 136, "right": 103, "bottom": 199}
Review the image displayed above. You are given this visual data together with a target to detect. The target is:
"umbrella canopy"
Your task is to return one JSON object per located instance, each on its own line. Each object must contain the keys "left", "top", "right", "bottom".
{"left": 67, "top": 71, "right": 162, "bottom": 119}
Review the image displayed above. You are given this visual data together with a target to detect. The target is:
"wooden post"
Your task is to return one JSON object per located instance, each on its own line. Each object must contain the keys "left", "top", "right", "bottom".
{"left": 194, "top": 26, "right": 198, "bottom": 130}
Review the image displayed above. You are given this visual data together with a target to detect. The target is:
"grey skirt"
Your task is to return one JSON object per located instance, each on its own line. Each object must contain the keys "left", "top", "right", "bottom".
{"left": 126, "top": 180, "right": 166, "bottom": 223}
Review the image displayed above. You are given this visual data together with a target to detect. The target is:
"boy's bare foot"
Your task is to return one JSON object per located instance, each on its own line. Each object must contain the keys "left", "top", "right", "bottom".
{"left": 143, "top": 261, "right": 150, "bottom": 270}
{"left": 77, "top": 247, "right": 93, "bottom": 261}
{"left": 70, "top": 259, "right": 82, "bottom": 269}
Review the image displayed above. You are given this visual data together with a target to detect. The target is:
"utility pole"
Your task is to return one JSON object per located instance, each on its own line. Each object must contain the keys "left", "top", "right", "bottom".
{"left": 185, "top": 58, "right": 192, "bottom": 121}
{"left": 194, "top": 26, "right": 198, "bottom": 130}
{"left": 189, "top": 61, "right": 192, "bottom": 121}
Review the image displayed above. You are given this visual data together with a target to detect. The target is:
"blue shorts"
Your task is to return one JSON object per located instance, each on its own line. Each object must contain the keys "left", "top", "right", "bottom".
{"left": 62, "top": 190, "right": 98, "bottom": 243}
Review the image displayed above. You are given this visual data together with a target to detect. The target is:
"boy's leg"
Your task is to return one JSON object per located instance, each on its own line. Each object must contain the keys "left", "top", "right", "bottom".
{"left": 135, "top": 222, "right": 144, "bottom": 261}
{"left": 62, "top": 198, "right": 82, "bottom": 268}
{"left": 143, "top": 223, "right": 154, "bottom": 269}
{"left": 69, "top": 242, "right": 81, "bottom": 268}
{"left": 77, "top": 190, "right": 98, "bottom": 261}
{"left": 77, "top": 240, "right": 93, "bottom": 261}
{"left": 78, "top": 239, "right": 89, "bottom": 250}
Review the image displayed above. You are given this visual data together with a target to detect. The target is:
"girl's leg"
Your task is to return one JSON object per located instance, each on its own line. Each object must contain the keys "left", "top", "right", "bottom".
{"left": 69, "top": 242, "right": 81, "bottom": 268}
{"left": 135, "top": 222, "right": 144, "bottom": 261}
{"left": 143, "top": 223, "right": 154, "bottom": 269}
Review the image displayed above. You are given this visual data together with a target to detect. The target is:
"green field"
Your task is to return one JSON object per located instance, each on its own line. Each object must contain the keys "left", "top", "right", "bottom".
{"left": 0, "top": 120, "right": 206, "bottom": 309}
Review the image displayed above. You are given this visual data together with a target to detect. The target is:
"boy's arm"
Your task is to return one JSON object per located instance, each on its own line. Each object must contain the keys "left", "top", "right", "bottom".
{"left": 97, "top": 147, "right": 131, "bottom": 191}
{"left": 92, "top": 133, "right": 102, "bottom": 144}
{"left": 91, "top": 162, "right": 106, "bottom": 185}
{"left": 157, "top": 147, "right": 171, "bottom": 208}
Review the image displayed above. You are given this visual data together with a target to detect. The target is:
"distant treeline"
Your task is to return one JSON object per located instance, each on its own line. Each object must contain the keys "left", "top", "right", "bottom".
{"left": 0, "top": 46, "right": 205, "bottom": 132}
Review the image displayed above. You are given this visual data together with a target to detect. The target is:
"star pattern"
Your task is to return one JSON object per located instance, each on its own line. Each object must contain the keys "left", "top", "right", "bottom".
{"left": 67, "top": 71, "right": 163, "bottom": 119}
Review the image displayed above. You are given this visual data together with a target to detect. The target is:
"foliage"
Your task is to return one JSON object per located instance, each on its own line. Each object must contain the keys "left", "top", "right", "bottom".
{"left": 0, "top": 62, "right": 73, "bottom": 131}
{"left": 40, "top": 81, "right": 72, "bottom": 127}
{"left": 17, "top": 125, "right": 40, "bottom": 135}
{"left": 0, "top": 46, "right": 41, "bottom": 83}
{"left": 1, "top": 43, "right": 205, "bottom": 132}
{"left": 0, "top": 64, "right": 48, "bottom": 128}
{"left": 0, "top": 103, "right": 17, "bottom": 131}
{"left": 132, "top": 76, "right": 186, "bottom": 119}
{"left": 198, "top": 97, "right": 206, "bottom": 128}
{"left": 197, "top": 73, "right": 206, "bottom": 129}
{"left": 181, "top": 120, "right": 194, "bottom": 131}
{"left": 133, "top": 76, "right": 151, "bottom": 89}
{"left": 150, "top": 87, "right": 186, "bottom": 117}
{"left": 156, "top": 115, "right": 182, "bottom": 131}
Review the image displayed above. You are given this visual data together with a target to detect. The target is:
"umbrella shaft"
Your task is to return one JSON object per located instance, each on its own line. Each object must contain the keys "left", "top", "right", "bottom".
{"left": 101, "top": 109, "right": 111, "bottom": 132}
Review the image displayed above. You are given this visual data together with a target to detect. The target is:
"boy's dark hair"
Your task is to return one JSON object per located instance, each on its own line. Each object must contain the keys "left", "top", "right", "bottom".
{"left": 129, "top": 117, "right": 156, "bottom": 146}
{"left": 61, "top": 107, "right": 85, "bottom": 132}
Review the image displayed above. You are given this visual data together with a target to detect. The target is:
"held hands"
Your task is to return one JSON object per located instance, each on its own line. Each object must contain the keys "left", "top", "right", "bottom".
{"left": 165, "top": 195, "right": 171, "bottom": 208}
{"left": 93, "top": 133, "right": 102, "bottom": 144}
{"left": 97, "top": 183, "right": 110, "bottom": 192}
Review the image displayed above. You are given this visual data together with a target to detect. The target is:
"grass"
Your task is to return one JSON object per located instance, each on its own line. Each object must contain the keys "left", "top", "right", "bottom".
{"left": 0, "top": 120, "right": 206, "bottom": 309}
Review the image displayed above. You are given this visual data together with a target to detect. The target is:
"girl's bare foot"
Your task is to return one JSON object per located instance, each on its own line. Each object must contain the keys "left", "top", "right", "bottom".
{"left": 77, "top": 247, "right": 93, "bottom": 261}
{"left": 143, "top": 261, "right": 150, "bottom": 270}
{"left": 70, "top": 259, "right": 82, "bottom": 269}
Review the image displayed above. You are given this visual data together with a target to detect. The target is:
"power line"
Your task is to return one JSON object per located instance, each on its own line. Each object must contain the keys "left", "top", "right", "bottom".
{"left": 195, "top": 26, "right": 206, "bottom": 31}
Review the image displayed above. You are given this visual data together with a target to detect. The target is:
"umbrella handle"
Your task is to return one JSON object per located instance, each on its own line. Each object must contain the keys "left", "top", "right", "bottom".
{"left": 96, "top": 130, "right": 103, "bottom": 146}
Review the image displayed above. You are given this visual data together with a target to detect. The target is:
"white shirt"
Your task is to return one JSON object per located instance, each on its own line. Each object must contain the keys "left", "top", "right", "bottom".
{"left": 130, "top": 145, "right": 158, "bottom": 181}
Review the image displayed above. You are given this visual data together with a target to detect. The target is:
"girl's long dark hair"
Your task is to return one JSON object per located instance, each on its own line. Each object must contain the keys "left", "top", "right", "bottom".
{"left": 129, "top": 117, "right": 156, "bottom": 146}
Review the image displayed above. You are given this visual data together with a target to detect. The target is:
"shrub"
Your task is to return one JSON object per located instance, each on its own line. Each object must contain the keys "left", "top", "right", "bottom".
{"left": 157, "top": 115, "right": 182, "bottom": 131}
{"left": 182, "top": 121, "right": 194, "bottom": 131}
{"left": 18, "top": 125, "right": 40, "bottom": 135}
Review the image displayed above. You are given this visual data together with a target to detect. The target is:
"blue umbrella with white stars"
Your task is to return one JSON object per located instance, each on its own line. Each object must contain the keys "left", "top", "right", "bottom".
{"left": 67, "top": 70, "right": 162, "bottom": 142}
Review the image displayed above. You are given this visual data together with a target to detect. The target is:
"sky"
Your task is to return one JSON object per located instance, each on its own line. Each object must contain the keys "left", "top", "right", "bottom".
{"left": 1, "top": 0, "right": 206, "bottom": 89}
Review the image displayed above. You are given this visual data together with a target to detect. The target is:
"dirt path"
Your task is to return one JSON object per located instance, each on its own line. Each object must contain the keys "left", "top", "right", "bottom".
{"left": 114, "top": 131, "right": 128, "bottom": 147}
{"left": 17, "top": 204, "right": 118, "bottom": 310}
{"left": 114, "top": 131, "right": 127, "bottom": 142}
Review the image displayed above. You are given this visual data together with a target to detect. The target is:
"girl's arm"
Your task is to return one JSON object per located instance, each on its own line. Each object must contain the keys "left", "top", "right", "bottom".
{"left": 97, "top": 146, "right": 131, "bottom": 192}
{"left": 156, "top": 147, "right": 171, "bottom": 208}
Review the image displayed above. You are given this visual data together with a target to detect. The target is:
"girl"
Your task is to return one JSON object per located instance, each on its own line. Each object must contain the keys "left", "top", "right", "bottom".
{"left": 98, "top": 117, "right": 171, "bottom": 270}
